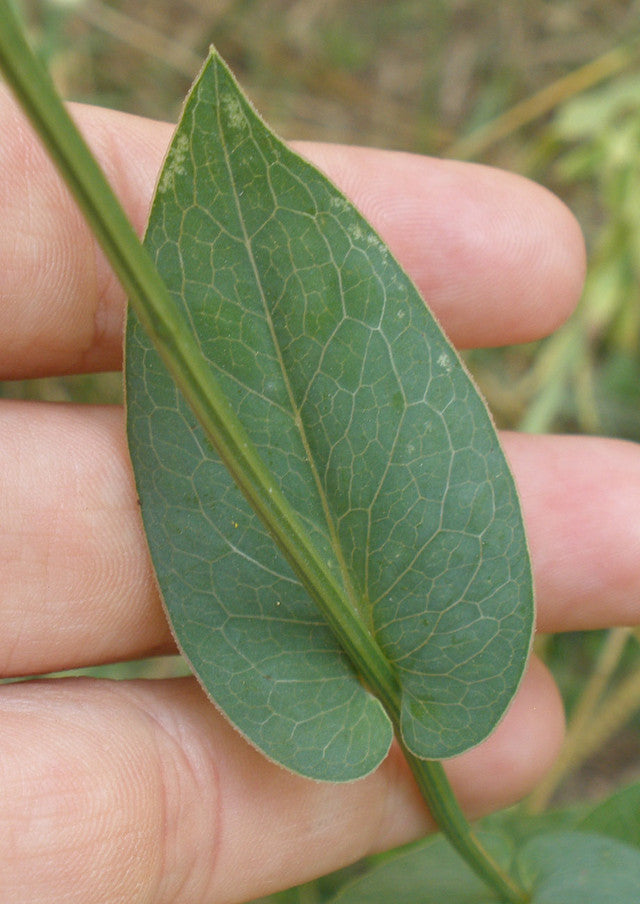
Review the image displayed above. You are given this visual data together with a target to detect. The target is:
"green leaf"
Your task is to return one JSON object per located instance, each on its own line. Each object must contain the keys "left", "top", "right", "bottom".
{"left": 578, "top": 780, "right": 640, "bottom": 848}
{"left": 125, "top": 49, "right": 533, "bottom": 779}
{"left": 325, "top": 833, "right": 508, "bottom": 904}
{"left": 518, "top": 832, "right": 640, "bottom": 902}
{"left": 321, "top": 823, "right": 640, "bottom": 904}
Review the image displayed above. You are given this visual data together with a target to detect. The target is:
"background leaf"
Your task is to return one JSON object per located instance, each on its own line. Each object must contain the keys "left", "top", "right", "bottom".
{"left": 578, "top": 779, "right": 640, "bottom": 848}
{"left": 126, "top": 49, "right": 533, "bottom": 778}
{"left": 319, "top": 817, "right": 640, "bottom": 904}
{"left": 326, "top": 832, "right": 507, "bottom": 904}
{"left": 518, "top": 832, "right": 640, "bottom": 902}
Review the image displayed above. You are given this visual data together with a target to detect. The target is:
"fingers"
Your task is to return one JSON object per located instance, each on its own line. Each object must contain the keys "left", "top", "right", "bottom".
{"left": 503, "top": 432, "right": 640, "bottom": 631}
{"left": 0, "top": 91, "right": 172, "bottom": 378}
{"left": 0, "top": 93, "right": 585, "bottom": 379}
{"left": 2, "top": 403, "right": 640, "bottom": 678}
{"left": 0, "top": 401, "right": 169, "bottom": 675}
{"left": 0, "top": 662, "right": 562, "bottom": 904}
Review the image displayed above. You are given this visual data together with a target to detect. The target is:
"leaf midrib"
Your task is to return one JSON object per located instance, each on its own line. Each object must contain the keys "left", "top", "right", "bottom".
{"left": 213, "top": 62, "right": 367, "bottom": 631}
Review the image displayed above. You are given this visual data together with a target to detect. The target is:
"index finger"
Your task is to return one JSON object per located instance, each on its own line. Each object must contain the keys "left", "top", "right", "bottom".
{"left": 0, "top": 89, "right": 585, "bottom": 379}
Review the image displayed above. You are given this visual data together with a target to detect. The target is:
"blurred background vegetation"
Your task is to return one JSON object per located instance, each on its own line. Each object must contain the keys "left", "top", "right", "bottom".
{"left": 4, "top": 0, "right": 640, "bottom": 819}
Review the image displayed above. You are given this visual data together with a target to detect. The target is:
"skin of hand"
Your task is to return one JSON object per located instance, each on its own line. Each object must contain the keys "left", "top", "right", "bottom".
{"left": 1, "top": 86, "right": 639, "bottom": 904}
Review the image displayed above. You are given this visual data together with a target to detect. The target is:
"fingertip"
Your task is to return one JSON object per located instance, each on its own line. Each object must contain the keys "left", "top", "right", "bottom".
{"left": 511, "top": 177, "right": 586, "bottom": 342}
{"left": 409, "top": 161, "right": 587, "bottom": 348}
{"left": 503, "top": 433, "right": 640, "bottom": 632}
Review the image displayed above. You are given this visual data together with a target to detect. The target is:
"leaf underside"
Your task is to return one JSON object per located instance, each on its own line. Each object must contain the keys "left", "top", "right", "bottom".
{"left": 125, "top": 50, "right": 533, "bottom": 781}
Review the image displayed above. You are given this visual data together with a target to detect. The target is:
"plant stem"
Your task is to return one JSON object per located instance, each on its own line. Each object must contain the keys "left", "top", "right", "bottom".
{"left": 0, "top": 7, "right": 529, "bottom": 902}
{"left": 406, "top": 758, "right": 529, "bottom": 903}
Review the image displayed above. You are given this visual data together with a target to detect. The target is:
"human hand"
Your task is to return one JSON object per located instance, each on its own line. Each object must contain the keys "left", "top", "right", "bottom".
{"left": 1, "top": 89, "right": 638, "bottom": 904}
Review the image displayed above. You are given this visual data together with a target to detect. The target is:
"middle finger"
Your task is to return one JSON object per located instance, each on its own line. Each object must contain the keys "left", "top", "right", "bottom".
{"left": 1, "top": 402, "right": 639, "bottom": 677}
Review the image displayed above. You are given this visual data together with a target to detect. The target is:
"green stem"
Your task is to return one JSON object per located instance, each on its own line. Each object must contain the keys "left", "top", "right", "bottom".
{"left": 408, "top": 759, "right": 529, "bottom": 903}
{"left": 0, "top": 7, "right": 528, "bottom": 903}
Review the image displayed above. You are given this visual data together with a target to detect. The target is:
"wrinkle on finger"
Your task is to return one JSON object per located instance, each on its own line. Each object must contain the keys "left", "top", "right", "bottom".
{"left": 0, "top": 89, "right": 98, "bottom": 375}
{"left": 0, "top": 678, "right": 220, "bottom": 904}
{"left": 0, "top": 400, "right": 170, "bottom": 676}
{"left": 0, "top": 90, "right": 171, "bottom": 378}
